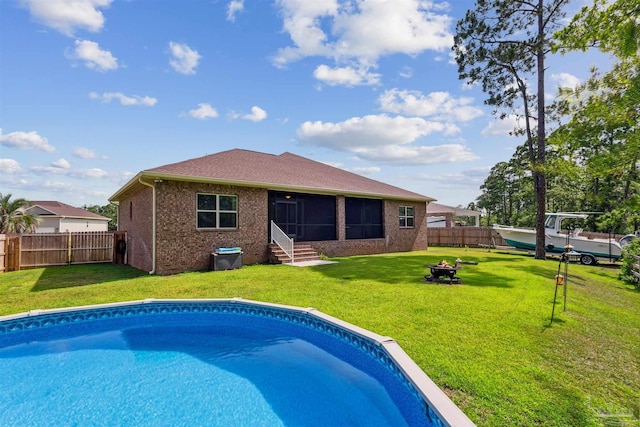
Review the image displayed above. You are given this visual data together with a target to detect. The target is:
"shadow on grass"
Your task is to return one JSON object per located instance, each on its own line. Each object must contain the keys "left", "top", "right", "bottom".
{"left": 31, "top": 264, "right": 148, "bottom": 292}
{"left": 620, "top": 284, "right": 640, "bottom": 294}
{"left": 542, "top": 316, "right": 567, "bottom": 331}
{"left": 309, "top": 253, "right": 519, "bottom": 288}
{"left": 530, "top": 370, "right": 595, "bottom": 426}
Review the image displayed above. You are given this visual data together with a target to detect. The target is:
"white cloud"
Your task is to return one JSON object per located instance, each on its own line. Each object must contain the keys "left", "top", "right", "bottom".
{"left": 39, "top": 180, "right": 77, "bottom": 192}
{"left": 460, "top": 79, "right": 479, "bottom": 91}
{"left": 313, "top": 64, "right": 380, "bottom": 86}
{"left": 228, "top": 106, "right": 268, "bottom": 122}
{"left": 481, "top": 115, "right": 524, "bottom": 137}
{"left": 0, "top": 167, "right": 132, "bottom": 205}
{"left": 551, "top": 72, "right": 580, "bottom": 90}
{"left": 21, "top": 0, "right": 112, "bottom": 37}
{"left": 0, "top": 159, "right": 23, "bottom": 175}
{"left": 227, "top": 0, "right": 244, "bottom": 22}
{"left": 52, "top": 158, "right": 71, "bottom": 169}
{"left": 399, "top": 66, "right": 412, "bottom": 79}
{"left": 271, "top": 0, "right": 337, "bottom": 67}
{"left": 74, "top": 147, "right": 108, "bottom": 160}
{"left": 188, "top": 103, "right": 219, "bottom": 120}
{"left": 73, "top": 168, "right": 109, "bottom": 179}
{"left": 273, "top": 0, "right": 453, "bottom": 68}
{"left": 321, "top": 161, "right": 344, "bottom": 169}
{"left": 463, "top": 166, "right": 493, "bottom": 177}
{"left": 30, "top": 165, "right": 68, "bottom": 175}
{"left": 378, "top": 89, "right": 483, "bottom": 122}
{"left": 352, "top": 166, "right": 380, "bottom": 175}
{"left": 414, "top": 171, "right": 485, "bottom": 190}
{"left": 30, "top": 165, "right": 110, "bottom": 179}
{"left": 0, "top": 129, "right": 55, "bottom": 152}
{"left": 242, "top": 106, "right": 267, "bottom": 122}
{"left": 67, "top": 39, "right": 118, "bottom": 71}
{"left": 412, "top": 167, "right": 492, "bottom": 193}
{"left": 74, "top": 147, "right": 96, "bottom": 159}
{"left": 169, "top": 42, "right": 201, "bottom": 75}
{"left": 356, "top": 144, "right": 476, "bottom": 165}
{"left": 299, "top": 115, "right": 443, "bottom": 148}
{"left": 297, "top": 114, "right": 475, "bottom": 165}
{"left": 89, "top": 91, "right": 157, "bottom": 106}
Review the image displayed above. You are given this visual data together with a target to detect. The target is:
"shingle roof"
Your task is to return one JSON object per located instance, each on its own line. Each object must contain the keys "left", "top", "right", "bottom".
{"left": 116, "top": 149, "right": 433, "bottom": 202}
{"left": 27, "top": 201, "right": 109, "bottom": 220}
{"left": 427, "top": 202, "right": 480, "bottom": 217}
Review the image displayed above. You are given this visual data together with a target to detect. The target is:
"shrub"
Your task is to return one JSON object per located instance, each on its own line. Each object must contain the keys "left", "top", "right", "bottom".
{"left": 619, "top": 237, "right": 640, "bottom": 286}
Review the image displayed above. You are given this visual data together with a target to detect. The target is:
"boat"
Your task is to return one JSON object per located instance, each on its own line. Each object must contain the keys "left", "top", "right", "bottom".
{"left": 493, "top": 212, "right": 637, "bottom": 264}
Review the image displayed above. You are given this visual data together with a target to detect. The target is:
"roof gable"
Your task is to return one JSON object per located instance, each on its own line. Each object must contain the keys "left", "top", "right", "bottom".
{"left": 26, "top": 201, "right": 109, "bottom": 220}
{"left": 112, "top": 149, "right": 434, "bottom": 202}
{"left": 428, "top": 202, "right": 479, "bottom": 217}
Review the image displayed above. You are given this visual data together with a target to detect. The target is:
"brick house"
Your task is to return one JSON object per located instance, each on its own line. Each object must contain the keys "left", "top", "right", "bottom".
{"left": 25, "top": 201, "right": 110, "bottom": 233}
{"left": 109, "top": 149, "right": 435, "bottom": 275}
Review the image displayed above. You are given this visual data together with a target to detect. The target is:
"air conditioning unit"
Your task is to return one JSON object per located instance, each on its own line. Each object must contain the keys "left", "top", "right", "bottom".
{"left": 210, "top": 251, "right": 243, "bottom": 271}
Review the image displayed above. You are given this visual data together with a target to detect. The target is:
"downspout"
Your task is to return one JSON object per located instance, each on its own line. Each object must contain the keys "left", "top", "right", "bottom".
{"left": 138, "top": 178, "right": 156, "bottom": 274}
{"left": 426, "top": 201, "right": 430, "bottom": 250}
{"left": 113, "top": 201, "right": 119, "bottom": 230}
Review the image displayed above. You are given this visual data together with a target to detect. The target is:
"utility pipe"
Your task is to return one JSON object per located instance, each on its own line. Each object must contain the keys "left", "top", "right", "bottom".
{"left": 138, "top": 178, "right": 156, "bottom": 274}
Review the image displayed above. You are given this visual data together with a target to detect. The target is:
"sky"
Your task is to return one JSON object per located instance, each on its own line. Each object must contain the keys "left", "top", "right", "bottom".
{"left": 0, "top": 0, "right": 611, "bottom": 208}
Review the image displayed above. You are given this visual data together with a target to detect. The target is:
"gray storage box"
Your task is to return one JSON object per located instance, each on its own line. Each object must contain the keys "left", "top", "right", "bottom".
{"left": 210, "top": 252, "right": 243, "bottom": 271}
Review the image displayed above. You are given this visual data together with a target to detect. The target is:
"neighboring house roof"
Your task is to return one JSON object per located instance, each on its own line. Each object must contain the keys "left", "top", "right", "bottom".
{"left": 26, "top": 201, "right": 109, "bottom": 221}
{"left": 110, "top": 149, "right": 435, "bottom": 202}
{"left": 427, "top": 202, "right": 478, "bottom": 216}
{"left": 427, "top": 202, "right": 480, "bottom": 226}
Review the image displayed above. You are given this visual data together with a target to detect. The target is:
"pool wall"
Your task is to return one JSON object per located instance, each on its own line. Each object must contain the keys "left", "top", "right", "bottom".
{"left": 0, "top": 298, "right": 474, "bottom": 427}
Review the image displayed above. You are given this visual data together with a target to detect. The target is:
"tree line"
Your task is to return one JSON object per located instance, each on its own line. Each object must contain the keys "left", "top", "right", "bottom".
{"left": 456, "top": 0, "right": 639, "bottom": 237}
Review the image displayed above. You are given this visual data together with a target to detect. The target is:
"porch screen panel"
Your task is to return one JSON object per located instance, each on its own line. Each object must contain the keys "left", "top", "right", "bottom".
{"left": 345, "top": 197, "right": 383, "bottom": 239}
{"left": 268, "top": 191, "right": 336, "bottom": 241}
{"left": 301, "top": 195, "right": 336, "bottom": 241}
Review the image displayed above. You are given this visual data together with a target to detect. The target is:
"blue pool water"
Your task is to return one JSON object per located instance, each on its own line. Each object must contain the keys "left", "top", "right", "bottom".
{"left": 0, "top": 302, "right": 441, "bottom": 426}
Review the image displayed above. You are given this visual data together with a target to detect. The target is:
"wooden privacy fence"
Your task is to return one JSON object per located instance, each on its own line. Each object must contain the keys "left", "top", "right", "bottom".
{"left": 427, "top": 227, "right": 507, "bottom": 248}
{"left": 0, "top": 231, "right": 127, "bottom": 272}
{"left": 0, "top": 234, "right": 6, "bottom": 273}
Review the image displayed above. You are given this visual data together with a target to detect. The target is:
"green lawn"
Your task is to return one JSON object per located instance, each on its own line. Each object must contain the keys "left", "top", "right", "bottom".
{"left": 1, "top": 248, "right": 638, "bottom": 426}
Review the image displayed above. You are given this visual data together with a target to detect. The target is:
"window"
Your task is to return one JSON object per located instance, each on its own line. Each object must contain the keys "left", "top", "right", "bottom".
{"left": 399, "top": 206, "right": 415, "bottom": 228}
{"left": 197, "top": 194, "right": 238, "bottom": 229}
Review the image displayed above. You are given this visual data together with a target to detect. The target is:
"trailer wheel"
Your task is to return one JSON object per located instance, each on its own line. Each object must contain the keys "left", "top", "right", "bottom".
{"left": 580, "top": 254, "right": 597, "bottom": 265}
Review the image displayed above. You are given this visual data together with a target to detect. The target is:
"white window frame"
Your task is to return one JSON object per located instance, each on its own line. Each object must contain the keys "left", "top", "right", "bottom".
{"left": 399, "top": 206, "right": 415, "bottom": 228}
{"left": 196, "top": 193, "right": 238, "bottom": 230}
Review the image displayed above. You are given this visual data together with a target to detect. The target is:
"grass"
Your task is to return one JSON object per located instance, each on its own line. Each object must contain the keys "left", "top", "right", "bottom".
{"left": 1, "top": 248, "right": 638, "bottom": 426}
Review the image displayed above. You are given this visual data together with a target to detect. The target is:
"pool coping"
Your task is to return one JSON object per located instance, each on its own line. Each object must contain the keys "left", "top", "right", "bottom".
{"left": 0, "top": 298, "right": 475, "bottom": 427}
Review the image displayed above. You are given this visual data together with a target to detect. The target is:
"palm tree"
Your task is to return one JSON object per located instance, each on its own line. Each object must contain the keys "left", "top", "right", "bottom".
{"left": 0, "top": 193, "right": 39, "bottom": 233}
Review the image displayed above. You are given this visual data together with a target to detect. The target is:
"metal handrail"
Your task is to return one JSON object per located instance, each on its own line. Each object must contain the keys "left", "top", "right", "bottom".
{"left": 270, "top": 221, "right": 294, "bottom": 264}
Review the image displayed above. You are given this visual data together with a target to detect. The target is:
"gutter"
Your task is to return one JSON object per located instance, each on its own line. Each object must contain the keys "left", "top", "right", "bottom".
{"left": 112, "top": 171, "right": 435, "bottom": 203}
{"left": 138, "top": 177, "right": 157, "bottom": 275}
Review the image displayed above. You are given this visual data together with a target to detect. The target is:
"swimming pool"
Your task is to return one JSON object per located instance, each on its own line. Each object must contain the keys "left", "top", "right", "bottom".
{"left": 0, "top": 299, "right": 473, "bottom": 426}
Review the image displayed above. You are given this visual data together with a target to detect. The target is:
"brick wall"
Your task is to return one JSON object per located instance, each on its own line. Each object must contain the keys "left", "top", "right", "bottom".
{"left": 117, "top": 185, "right": 154, "bottom": 272}
{"left": 154, "top": 181, "right": 268, "bottom": 275}
{"left": 118, "top": 180, "right": 428, "bottom": 274}
{"left": 336, "top": 196, "right": 346, "bottom": 241}
{"left": 304, "top": 198, "right": 428, "bottom": 258}
{"left": 384, "top": 199, "right": 428, "bottom": 252}
{"left": 311, "top": 238, "right": 387, "bottom": 257}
